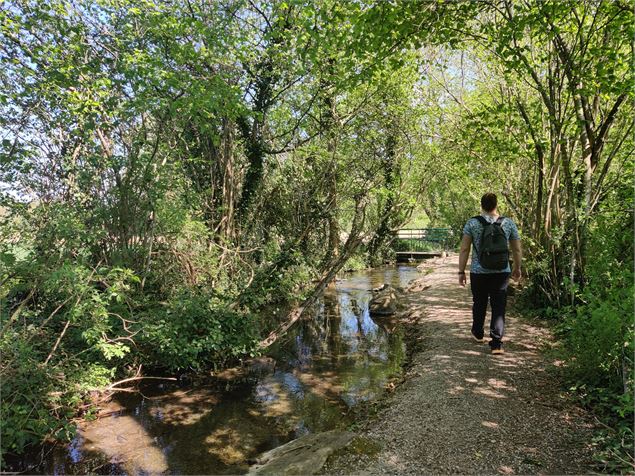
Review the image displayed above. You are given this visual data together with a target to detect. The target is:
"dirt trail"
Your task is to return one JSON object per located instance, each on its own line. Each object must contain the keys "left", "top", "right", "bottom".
{"left": 324, "top": 254, "right": 596, "bottom": 475}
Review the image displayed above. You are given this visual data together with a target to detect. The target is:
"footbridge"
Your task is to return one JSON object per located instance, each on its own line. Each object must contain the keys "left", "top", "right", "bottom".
{"left": 393, "top": 228, "right": 454, "bottom": 262}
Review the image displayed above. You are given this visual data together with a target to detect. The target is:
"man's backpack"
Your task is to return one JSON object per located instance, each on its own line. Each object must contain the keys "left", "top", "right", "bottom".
{"left": 474, "top": 216, "right": 509, "bottom": 270}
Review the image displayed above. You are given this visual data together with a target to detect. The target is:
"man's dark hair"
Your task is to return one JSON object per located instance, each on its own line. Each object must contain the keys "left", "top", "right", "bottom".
{"left": 481, "top": 193, "right": 497, "bottom": 212}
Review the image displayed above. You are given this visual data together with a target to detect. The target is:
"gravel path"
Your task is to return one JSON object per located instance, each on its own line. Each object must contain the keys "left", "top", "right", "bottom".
{"left": 323, "top": 254, "right": 596, "bottom": 475}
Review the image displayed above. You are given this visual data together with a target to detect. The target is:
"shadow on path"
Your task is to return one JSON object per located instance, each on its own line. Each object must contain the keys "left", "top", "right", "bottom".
{"left": 324, "top": 254, "right": 596, "bottom": 475}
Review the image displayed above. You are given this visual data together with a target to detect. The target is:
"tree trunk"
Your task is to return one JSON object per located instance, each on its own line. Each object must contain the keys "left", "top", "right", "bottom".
{"left": 367, "top": 133, "right": 398, "bottom": 263}
{"left": 322, "top": 65, "right": 340, "bottom": 261}
{"left": 258, "top": 197, "right": 367, "bottom": 349}
{"left": 220, "top": 117, "right": 236, "bottom": 241}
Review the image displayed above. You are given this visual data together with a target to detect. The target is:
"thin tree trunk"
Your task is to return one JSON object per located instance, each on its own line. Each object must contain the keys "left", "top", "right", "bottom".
{"left": 220, "top": 117, "right": 236, "bottom": 241}
{"left": 258, "top": 197, "right": 367, "bottom": 349}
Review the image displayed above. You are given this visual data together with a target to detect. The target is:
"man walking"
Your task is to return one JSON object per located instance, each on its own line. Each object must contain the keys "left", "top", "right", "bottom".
{"left": 458, "top": 193, "right": 521, "bottom": 354}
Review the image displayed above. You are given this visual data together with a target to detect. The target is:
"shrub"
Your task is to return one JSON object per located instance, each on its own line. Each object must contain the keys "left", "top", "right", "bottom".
{"left": 556, "top": 205, "right": 634, "bottom": 473}
{"left": 140, "top": 292, "right": 259, "bottom": 371}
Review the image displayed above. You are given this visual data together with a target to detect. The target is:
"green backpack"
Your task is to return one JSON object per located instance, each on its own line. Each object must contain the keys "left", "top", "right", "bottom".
{"left": 474, "top": 216, "right": 509, "bottom": 270}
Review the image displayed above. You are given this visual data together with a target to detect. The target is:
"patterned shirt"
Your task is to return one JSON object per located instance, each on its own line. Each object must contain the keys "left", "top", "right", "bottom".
{"left": 462, "top": 214, "right": 520, "bottom": 274}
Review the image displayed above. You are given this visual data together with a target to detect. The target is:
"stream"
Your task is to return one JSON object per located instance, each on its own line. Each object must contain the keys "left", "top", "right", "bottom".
{"left": 36, "top": 264, "right": 421, "bottom": 475}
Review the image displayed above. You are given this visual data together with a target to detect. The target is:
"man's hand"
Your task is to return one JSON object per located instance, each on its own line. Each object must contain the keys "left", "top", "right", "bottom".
{"left": 458, "top": 236, "right": 471, "bottom": 288}
{"left": 510, "top": 240, "right": 522, "bottom": 283}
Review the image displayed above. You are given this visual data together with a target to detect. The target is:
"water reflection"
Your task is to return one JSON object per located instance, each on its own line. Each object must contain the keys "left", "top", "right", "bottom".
{"left": 40, "top": 265, "right": 419, "bottom": 475}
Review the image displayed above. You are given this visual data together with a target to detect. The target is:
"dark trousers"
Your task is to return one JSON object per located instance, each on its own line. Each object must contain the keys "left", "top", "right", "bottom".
{"left": 470, "top": 272, "right": 510, "bottom": 345}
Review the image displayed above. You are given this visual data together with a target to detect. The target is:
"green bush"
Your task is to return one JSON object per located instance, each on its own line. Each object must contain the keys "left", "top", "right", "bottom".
{"left": 0, "top": 334, "right": 68, "bottom": 457}
{"left": 563, "top": 280, "right": 633, "bottom": 390}
{"left": 561, "top": 282, "right": 634, "bottom": 474}
{"left": 556, "top": 206, "right": 634, "bottom": 473}
{"left": 140, "top": 292, "right": 259, "bottom": 371}
{"left": 238, "top": 246, "right": 315, "bottom": 310}
{"left": 0, "top": 262, "right": 140, "bottom": 461}
{"left": 0, "top": 201, "right": 267, "bottom": 460}
{"left": 0, "top": 331, "right": 116, "bottom": 460}
{"left": 344, "top": 251, "right": 368, "bottom": 271}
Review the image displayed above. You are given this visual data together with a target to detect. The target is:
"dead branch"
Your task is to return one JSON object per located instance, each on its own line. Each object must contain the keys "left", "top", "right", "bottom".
{"left": 0, "top": 288, "right": 35, "bottom": 336}
{"left": 104, "top": 376, "right": 178, "bottom": 392}
{"left": 44, "top": 319, "right": 71, "bottom": 365}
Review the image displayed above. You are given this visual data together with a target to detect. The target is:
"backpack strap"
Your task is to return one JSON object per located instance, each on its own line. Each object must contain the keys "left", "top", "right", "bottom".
{"left": 474, "top": 215, "right": 506, "bottom": 226}
{"left": 473, "top": 215, "right": 488, "bottom": 226}
{"left": 472, "top": 216, "right": 488, "bottom": 258}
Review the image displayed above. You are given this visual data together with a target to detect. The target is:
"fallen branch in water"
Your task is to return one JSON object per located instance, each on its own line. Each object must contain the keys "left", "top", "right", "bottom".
{"left": 104, "top": 376, "right": 178, "bottom": 392}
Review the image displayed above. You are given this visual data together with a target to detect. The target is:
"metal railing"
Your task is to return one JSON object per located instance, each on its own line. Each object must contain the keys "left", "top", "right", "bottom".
{"left": 393, "top": 228, "right": 453, "bottom": 252}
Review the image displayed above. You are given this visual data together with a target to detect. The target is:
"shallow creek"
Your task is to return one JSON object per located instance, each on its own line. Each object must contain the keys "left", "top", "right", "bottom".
{"left": 38, "top": 265, "right": 420, "bottom": 475}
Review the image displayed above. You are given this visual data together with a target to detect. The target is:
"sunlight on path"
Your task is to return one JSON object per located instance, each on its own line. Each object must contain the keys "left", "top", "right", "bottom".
{"left": 324, "top": 254, "right": 596, "bottom": 475}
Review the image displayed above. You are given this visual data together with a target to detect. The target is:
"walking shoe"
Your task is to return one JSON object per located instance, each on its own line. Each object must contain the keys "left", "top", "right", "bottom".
{"left": 471, "top": 331, "right": 484, "bottom": 343}
{"left": 489, "top": 340, "right": 504, "bottom": 354}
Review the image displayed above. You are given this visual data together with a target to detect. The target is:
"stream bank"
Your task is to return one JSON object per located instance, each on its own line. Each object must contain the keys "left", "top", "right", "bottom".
{"left": 322, "top": 254, "right": 597, "bottom": 475}
{"left": 21, "top": 264, "right": 421, "bottom": 475}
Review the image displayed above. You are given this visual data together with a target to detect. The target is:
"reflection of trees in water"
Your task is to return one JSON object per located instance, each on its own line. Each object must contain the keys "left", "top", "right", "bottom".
{"left": 338, "top": 331, "right": 406, "bottom": 406}
{"left": 345, "top": 294, "right": 382, "bottom": 358}
{"left": 55, "top": 268, "right": 417, "bottom": 475}
{"left": 276, "top": 294, "right": 348, "bottom": 372}
{"left": 324, "top": 293, "right": 343, "bottom": 363}
{"left": 350, "top": 297, "right": 365, "bottom": 341}
{"left": 281, "top": 283, "right": 406, "bottom": 401}
{"left": 386, "top": 332, "right": 406, "bottom": 368}
{"left": 286, "top": 370, "right": 352, "bottom": 433}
